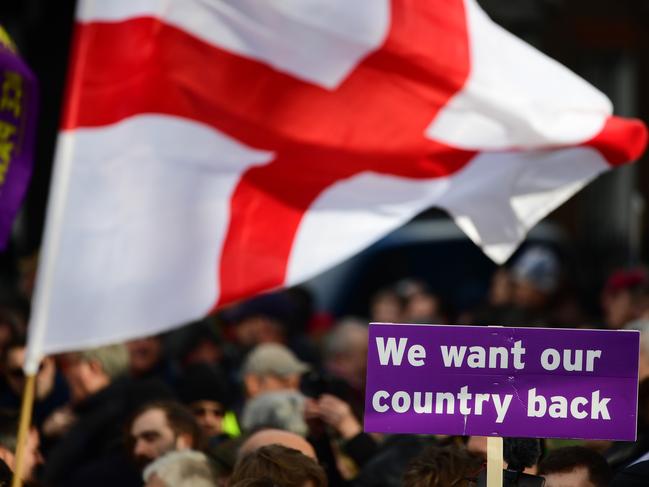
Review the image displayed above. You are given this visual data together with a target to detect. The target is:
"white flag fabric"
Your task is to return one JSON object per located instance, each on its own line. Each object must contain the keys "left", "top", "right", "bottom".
{"left": 25, "top": 0, "right": 646, "bottom": 370}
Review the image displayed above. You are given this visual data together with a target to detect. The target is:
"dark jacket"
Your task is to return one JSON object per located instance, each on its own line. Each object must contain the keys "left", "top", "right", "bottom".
{"left": 43, "top": 376, "right": 172, "bottom": 486}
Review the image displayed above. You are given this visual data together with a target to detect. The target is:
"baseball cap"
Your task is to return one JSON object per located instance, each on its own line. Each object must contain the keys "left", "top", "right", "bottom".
{"left": 177, "top": 362, "right": 231, "bottom": 407}
{"left": 242, "top": 343, "right": 310, "bottom": 377}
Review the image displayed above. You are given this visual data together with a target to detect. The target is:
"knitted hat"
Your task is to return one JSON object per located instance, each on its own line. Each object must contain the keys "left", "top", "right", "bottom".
{"left": 177, "top": 363, "right": 230, "bottom": 407}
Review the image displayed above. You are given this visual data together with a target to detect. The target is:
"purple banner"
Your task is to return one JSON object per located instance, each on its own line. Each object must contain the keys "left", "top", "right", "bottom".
{"left": 364, "top": 323, "right": 639, "bottom": 441}
{"left": 0, "top": 28, "right": 38, "bottom": 249}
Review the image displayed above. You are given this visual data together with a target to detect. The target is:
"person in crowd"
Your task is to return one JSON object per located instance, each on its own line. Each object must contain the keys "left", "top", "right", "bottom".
{"left": 206, "top": 427, "right": 319, "bottom": 487}
{"left": 602, "top": 268, "right": 648, "bottom": 329}
{"left": 466, "top": 267, "right": 515, "bottom": 324}
{"left": 465, "top": 435, "right": 489, "bottom": 459}
{"left": 404, "top": 290, "right": 444, "bottom": 324}
{"left": 394, "top": 279, "right": 445, "bottom": 324}
{"left": 241, "top": 389, "right": 308, "bottom": 436}
{"left": 402, "top": 444, "right": 484, "bottom": 487}
{"left": 224, "top": 293, "right": 298, "bottom": 349}
{"left": 507, "top": 245, "right": 561, "bottom": 325}
{"left": 322, "top": 319, "right": 368, "bottom": 396}
{"left": 369, "top": 288, "right": 404, "bottom": 323}
{"left": 142, "top": 449, "right": 219, "bottom": 487}
{"left": 0, "top": 410, "right": 43, "bottom": 482}
{"left": 242, "top": 343, "right": 309, "bottom": 398}
{"left": 285, "top": 286, "right": 321, "bottom": 336}
{"left": 393, "top": 278, "right": 428, "bottom": 301}
{"left": 177, "top": 362, "right": 236, "bottom": 444}
{"left": 538, "top": 446, "right": 612, "bottom": 487}
{"left": 0, "top": 307, "right": 23, "bottom": 355}
{"left": 43, "top": 344, "right": 130, "bottom": 483}
{"left": 626, "top": 318, "right": 649, "bottom": 380}
{"left": 353, "top": 435, "right": 436, "bottom": 487}
{"left": 487, "top": 268, "right": 514, "bottom": 310}
{"left": 166, "top": 318, "right": 225, "bottom": 367}
{"left": 43, "top": 344, "right": 171, "bottom": 486}
{"left": 224, "top": 291, "right": 321, "bottom": 365}
{"left": 128, "top": 400, "right": 204, "bottom": 470}
{"left": 0, "top": 337, "right": 68, "bottom": 428}
{"left": 230, "top": 444, "right": 327, "bottom": 487}
{"left": 305, "top": 393, "right": 378, "bottom": 472}
{"left": 238, "top": 428, "right": 318, "bottom": 460}
{"left": 126, "top": 334, "right": 178, "bottom": 386}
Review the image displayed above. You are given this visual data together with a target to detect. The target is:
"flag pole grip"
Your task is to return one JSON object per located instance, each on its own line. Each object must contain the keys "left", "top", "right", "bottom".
{"left": 10, "top": 373, "right": 36, "bottom": 487}
{"left": 487, "top": 436, "right": 503, "bottom": 487}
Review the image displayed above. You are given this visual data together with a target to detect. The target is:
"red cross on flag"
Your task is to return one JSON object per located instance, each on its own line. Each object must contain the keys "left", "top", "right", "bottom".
{"left": 25, "top": 0, "right": 647, "bottom": 369}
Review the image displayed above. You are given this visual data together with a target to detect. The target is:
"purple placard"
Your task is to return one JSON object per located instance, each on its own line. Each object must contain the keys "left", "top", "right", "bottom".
{"left": 0, "top": 28, "right": 38, "bottom": 249}
{"left": 364, "top": 323, "right": 639, "bottom": 441}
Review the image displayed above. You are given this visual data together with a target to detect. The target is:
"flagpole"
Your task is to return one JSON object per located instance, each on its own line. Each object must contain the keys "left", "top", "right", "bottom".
{"left": 24, "top": 0, "right": 87, "bottom": 373}
{"left": 17, "top": 13, "right": 83, "bottom": 486}
{"left": 10, "top": 373, "right": 35, "bottom": 487}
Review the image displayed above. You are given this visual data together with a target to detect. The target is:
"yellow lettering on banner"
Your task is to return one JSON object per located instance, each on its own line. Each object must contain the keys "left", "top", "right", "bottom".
{"left": 0, "top": 142, "right": 13, "bottom": 183}
{"left": 0, "top": 121, "right": 16, "bottom": 184}
{"left": 1, "top": 72, "right": 22, "bottom": 118}
{"left": 0, "top": 148, "right": 14, "bottom": 184}
{"left": 0, "top": 121, "right": 16, "bottom": 141}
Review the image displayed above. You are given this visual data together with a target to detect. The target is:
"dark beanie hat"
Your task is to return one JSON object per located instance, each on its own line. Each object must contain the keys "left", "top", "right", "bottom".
{"left": 177, "top": 363, "right": 230, "bottom": 408}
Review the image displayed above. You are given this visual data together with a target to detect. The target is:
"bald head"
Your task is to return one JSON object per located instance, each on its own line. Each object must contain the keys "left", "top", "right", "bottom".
{"left": 238, "top": 429, "right": 316, "bottom": 460}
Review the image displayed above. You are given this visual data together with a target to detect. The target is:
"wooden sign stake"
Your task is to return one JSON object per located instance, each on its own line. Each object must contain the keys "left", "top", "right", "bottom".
{"left": 487, "top": 436, "right": 503, "bottom": 487}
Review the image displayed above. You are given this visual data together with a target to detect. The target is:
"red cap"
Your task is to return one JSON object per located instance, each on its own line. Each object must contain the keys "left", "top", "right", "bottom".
{"left": 604, "top": 268, "right": 647, "bottom": 295}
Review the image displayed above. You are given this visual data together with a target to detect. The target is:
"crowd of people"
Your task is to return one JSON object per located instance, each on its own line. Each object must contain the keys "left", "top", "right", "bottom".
{"left": 0, "top": 245, "right": 648, "bottom": 486}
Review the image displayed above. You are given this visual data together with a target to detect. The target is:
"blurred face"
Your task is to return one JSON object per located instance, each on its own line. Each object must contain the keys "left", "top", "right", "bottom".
{"left": 131, "top": 408, "right": 186, "bottom": 468}
{"left": 370, "top": 293, "right": 402, "bottom": 323}
{"left": 405, "top": 292, "right": 440, "bottom": 322}
{"left": 326, "top": 353, "right": 366, "bottom": 391}
{"left": 4, "top": 347, "right": 56, "bottom": 401}
{"left": 127, "top": 337, "right": 162, "bottom": 376}
{"left": 189, "top": 400, "right": 225, "bottom": 438}
{"left": 183, "top": 339, "right": 222, "bottom": 366}
{"left": 543, "top": 466, "right": 593, "bottom": 487}
{"left": 325, "top": 332, "right": 368, "bottom": 391}
{"left": 60, "top": 355, "right": 107, "bottom": 403}
{"left": 234, "top": 317, "right": 283, "bottom": 348}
